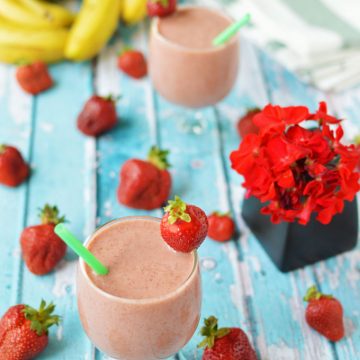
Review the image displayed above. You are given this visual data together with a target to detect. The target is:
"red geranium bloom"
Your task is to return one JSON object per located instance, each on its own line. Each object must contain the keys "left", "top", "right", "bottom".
{"left": 253, "top": 104, "right": 309, "bottom": 132}
{"left": 310, "top": 101, "right": 341, "bottom": 125}
{"left": 230, "top": 102, "right": 360, "bottom": 225}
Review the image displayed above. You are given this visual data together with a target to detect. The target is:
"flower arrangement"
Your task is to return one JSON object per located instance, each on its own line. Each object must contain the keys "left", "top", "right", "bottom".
{"left": 230, "top": 102, "right": 360, "bottom": 225}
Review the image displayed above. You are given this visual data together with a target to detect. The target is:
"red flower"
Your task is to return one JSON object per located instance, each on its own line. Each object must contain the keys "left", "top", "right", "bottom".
{"left": 310, "top": 101, "right": 341, "bottom": 125}
{"left": 253, "top": 104, "right": 309, "bottom": 132}
{"left": 230, "top": 102, "right": 360, "bottom": 225}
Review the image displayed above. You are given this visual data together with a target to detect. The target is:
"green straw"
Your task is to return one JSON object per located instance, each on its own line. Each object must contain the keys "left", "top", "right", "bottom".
{"left": 55, "top": 223, "right": 109, "bottom": 276}
{"left": 212, "top": 13, "right": 251, "bottom": 47}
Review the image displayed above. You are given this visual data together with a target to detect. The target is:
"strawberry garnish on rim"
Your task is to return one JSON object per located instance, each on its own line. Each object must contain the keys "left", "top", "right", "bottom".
{"left": 147, "top": 0, "right": 177, "bottom": 17}
{"left": 160, "top": 195, "right": 208, "bottom": 252}
{"left": 164, "top": 195, "right": 191, "bottom": 224}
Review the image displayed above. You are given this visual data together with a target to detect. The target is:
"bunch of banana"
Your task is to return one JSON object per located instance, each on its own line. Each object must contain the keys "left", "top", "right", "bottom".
{"left": 65, "top": 0, "right": 121, "bottom": 61}
{"left": 0, "top": 0, "right": 74, "bottom": 64}
{"left": 121, "top": 0, "right": 147, "bottom": 26}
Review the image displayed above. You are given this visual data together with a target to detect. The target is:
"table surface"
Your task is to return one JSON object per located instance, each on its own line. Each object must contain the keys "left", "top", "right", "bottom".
{"left": 1, "top": 3, "right": 360, "bottom": 360}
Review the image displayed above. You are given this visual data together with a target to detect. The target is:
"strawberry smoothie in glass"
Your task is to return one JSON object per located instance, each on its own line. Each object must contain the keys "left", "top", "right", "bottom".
{"left": 149, "top": 5, "right": 239, "bottom": 134}
{"left": 77, "top": 216, "right": 201, "bottom": 360}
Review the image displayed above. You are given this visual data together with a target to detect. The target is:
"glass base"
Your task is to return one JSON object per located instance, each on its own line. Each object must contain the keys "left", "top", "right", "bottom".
{"left": 176, "top": 110, "right": 207, "bottom": 135}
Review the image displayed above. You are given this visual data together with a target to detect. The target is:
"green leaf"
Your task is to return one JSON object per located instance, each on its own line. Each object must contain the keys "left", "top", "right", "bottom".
{"left": 38, "top": 204, "right": 67, "bottom": 225}
{"left": 23, "top": 300, "right": 61, "bottom": 336}
{"left": 148, "top": 146, "right": 171, "bottom": 170}
{"left": 163, "top": 196, "right": 192, "bottom": 225}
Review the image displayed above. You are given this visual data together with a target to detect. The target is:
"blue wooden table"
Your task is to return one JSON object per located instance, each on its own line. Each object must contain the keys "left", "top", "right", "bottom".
{"left": 1, "top": 4, "right": 360, "bottom": 360}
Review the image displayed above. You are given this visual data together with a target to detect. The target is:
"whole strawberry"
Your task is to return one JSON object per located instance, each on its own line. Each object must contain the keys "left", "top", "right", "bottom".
{"left": 15, "top": 62, "right": 53, "bottom": 95}
{"left": 304, "top": 285, "right": 344, "bottom": 342}
{"left": 198, "top": 316, "right": 257, "bottom": 360}
{"left": 237, "top": 108, "right": 260, "bottom": 138}
{"left": 77, "top": 95, "right": 118, "bottom": 137}
{"left": 20, "top": 204, "right": 67, "bottom": 275}
{"left": 0, "top": 300, "right": 60, "bottom": 360}
{"left": 147, "top": 0, "right": 176, "bottom": 17}
{"left": 0, "top": 145, "right": 30, "bottom": 187}
{"left": 208, "top": 212, "right": 235, "bottom": 242}
{"left": 118, "top": 49, "right": 147, "bottom": 79}
{"left": 117, "top": 146, "right": 171, "bottom": 210}
{"left": 160, "top": 196, "right": 208, "bottom": 252}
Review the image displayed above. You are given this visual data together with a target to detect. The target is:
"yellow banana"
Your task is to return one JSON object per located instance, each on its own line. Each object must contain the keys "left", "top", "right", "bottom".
{"left": 0, "top": 45, "right": 64, "bottom": 64}
{"left": 121, "top": 0, "right": 147, "bottom": 25}
{"left": 0, "top": 19, "right": 67, "bottom": 63}
{"left": 65, "top": 0, "right": 121, "bottom": 61}
{"left": 18, "top": 0, "right": 75, "bottom": 27}
{"left": 0, "top": 0, "right": 63, "bottom": 29}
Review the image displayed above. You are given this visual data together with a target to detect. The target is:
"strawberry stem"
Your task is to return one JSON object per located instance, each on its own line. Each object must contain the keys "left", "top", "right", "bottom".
{"left": 23, "top": 300, "right": 60, "bottom": 336}
{"left": 38, "top": 204, "right": 66, "bottom": 225}
{"left": 150, "top": 0, "right": 169, "bottom": 6}
{"left": 0, "top": 144, "right": 6, "bottom": 154}
{"left": 197, "top": 316, "right": 230, "bottom": 349}
{"left": 303, "top": 285, "right": 333, "bottom": 302}
{"left": 148, "top": 146, "right": 170, "bottom": 170}
{"left": 102, "top": 94, "right": 121, "bottom": 103}
{"left": 212, "top": 211, "right": 231, "bottom": 217}
{"left": 164, "top": 196, "right": 191, "bottom": 224}
{"left": 118, "top": 45, "right": 133, "bottom": 56}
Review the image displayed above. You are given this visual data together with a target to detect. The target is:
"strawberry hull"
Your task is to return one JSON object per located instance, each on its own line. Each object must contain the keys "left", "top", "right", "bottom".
{"left": 242, "top": 196, "right": 358, "bottom": 272}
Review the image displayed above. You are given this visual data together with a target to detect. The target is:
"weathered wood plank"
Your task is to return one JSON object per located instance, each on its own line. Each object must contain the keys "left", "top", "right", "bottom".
{"left": 0, "top": 65, "right": 33, "bottom": 313}
{"left": 16, "top": 61, "right": 94, "bottom": 359}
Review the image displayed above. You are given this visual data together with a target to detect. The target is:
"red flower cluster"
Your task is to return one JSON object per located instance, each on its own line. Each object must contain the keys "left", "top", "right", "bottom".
{"left": 230, "top": 102, "right": 360, "bottom": 225}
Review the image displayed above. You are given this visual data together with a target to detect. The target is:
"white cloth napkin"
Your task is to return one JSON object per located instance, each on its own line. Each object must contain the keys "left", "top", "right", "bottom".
{"left": 226, "top": 0, "right": 360, "bottom": 92}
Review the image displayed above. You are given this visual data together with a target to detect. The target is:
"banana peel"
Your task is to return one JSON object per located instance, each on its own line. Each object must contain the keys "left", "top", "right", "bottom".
{"left": 65, "top": 0, "right": 121, "bottom": 61}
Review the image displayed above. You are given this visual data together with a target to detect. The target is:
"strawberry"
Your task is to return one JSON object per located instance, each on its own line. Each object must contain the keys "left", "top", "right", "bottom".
{"left": 208, "top": 212, "right": 235, "bottom": 242}
{"left": 20, "top": 204, "right": 67, "bottom": 275}
{"left": 0, "top": 300, "right": 60, "bottom": 360}
{"left": 237, "top": 108, "right": 260, "bottom": 138}
{"left": 117, "top": 49, "right": 147, "bottom": 79}
{"left": 0, "top": 145, "right": 30, "bottom": 187}
{"left": 15, "top": 62, "right": 53, "bottom": 95}
{"left": 117, "top": 146, "right": 171, "bottom": 210}
{"left": 147, "top": 0, "right": 177, "bottom": 17}
{"left": 160, "top": 196, "right": 208, "bottom": 252}
{"left": 198, "top": 316, "right": 257, "bottom": 360}
{"left": 304, "top": 285, "right": 344, "bottom": 342}
{"left": 77, "top": 95, "right": 118, "bottom": 137}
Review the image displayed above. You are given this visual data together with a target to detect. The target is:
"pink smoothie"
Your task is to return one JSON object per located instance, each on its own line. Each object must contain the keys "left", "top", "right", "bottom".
{"left": 149, "top": 6, "right": 239, "bottom": 108}
{"left": 77, "top": 217, "right": 201, "bottom": 360}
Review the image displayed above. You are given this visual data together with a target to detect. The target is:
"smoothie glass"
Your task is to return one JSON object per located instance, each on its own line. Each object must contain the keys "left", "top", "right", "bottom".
{"left": 149, "top": 5, "right": 239, "bottom": 134}
{"left": 77, "top": 216, "right": 202, "bottom": 360}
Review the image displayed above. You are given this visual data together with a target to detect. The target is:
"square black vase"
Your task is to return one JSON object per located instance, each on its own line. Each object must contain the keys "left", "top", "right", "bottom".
{"left": 242, "top": 196, "right": 359, "bottom": 272}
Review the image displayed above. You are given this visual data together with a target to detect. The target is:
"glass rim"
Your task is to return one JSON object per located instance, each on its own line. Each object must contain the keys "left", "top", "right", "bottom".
{"left": 79, "top": 216, "right": 199, "bottom": 304}
{"left": 151, "top": 4, "right": 239, "bottom": 54}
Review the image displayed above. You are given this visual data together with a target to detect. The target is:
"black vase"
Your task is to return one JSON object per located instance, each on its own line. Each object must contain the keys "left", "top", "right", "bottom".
{"left": 242, "top": 196, "right": 358, "bottom": 272}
